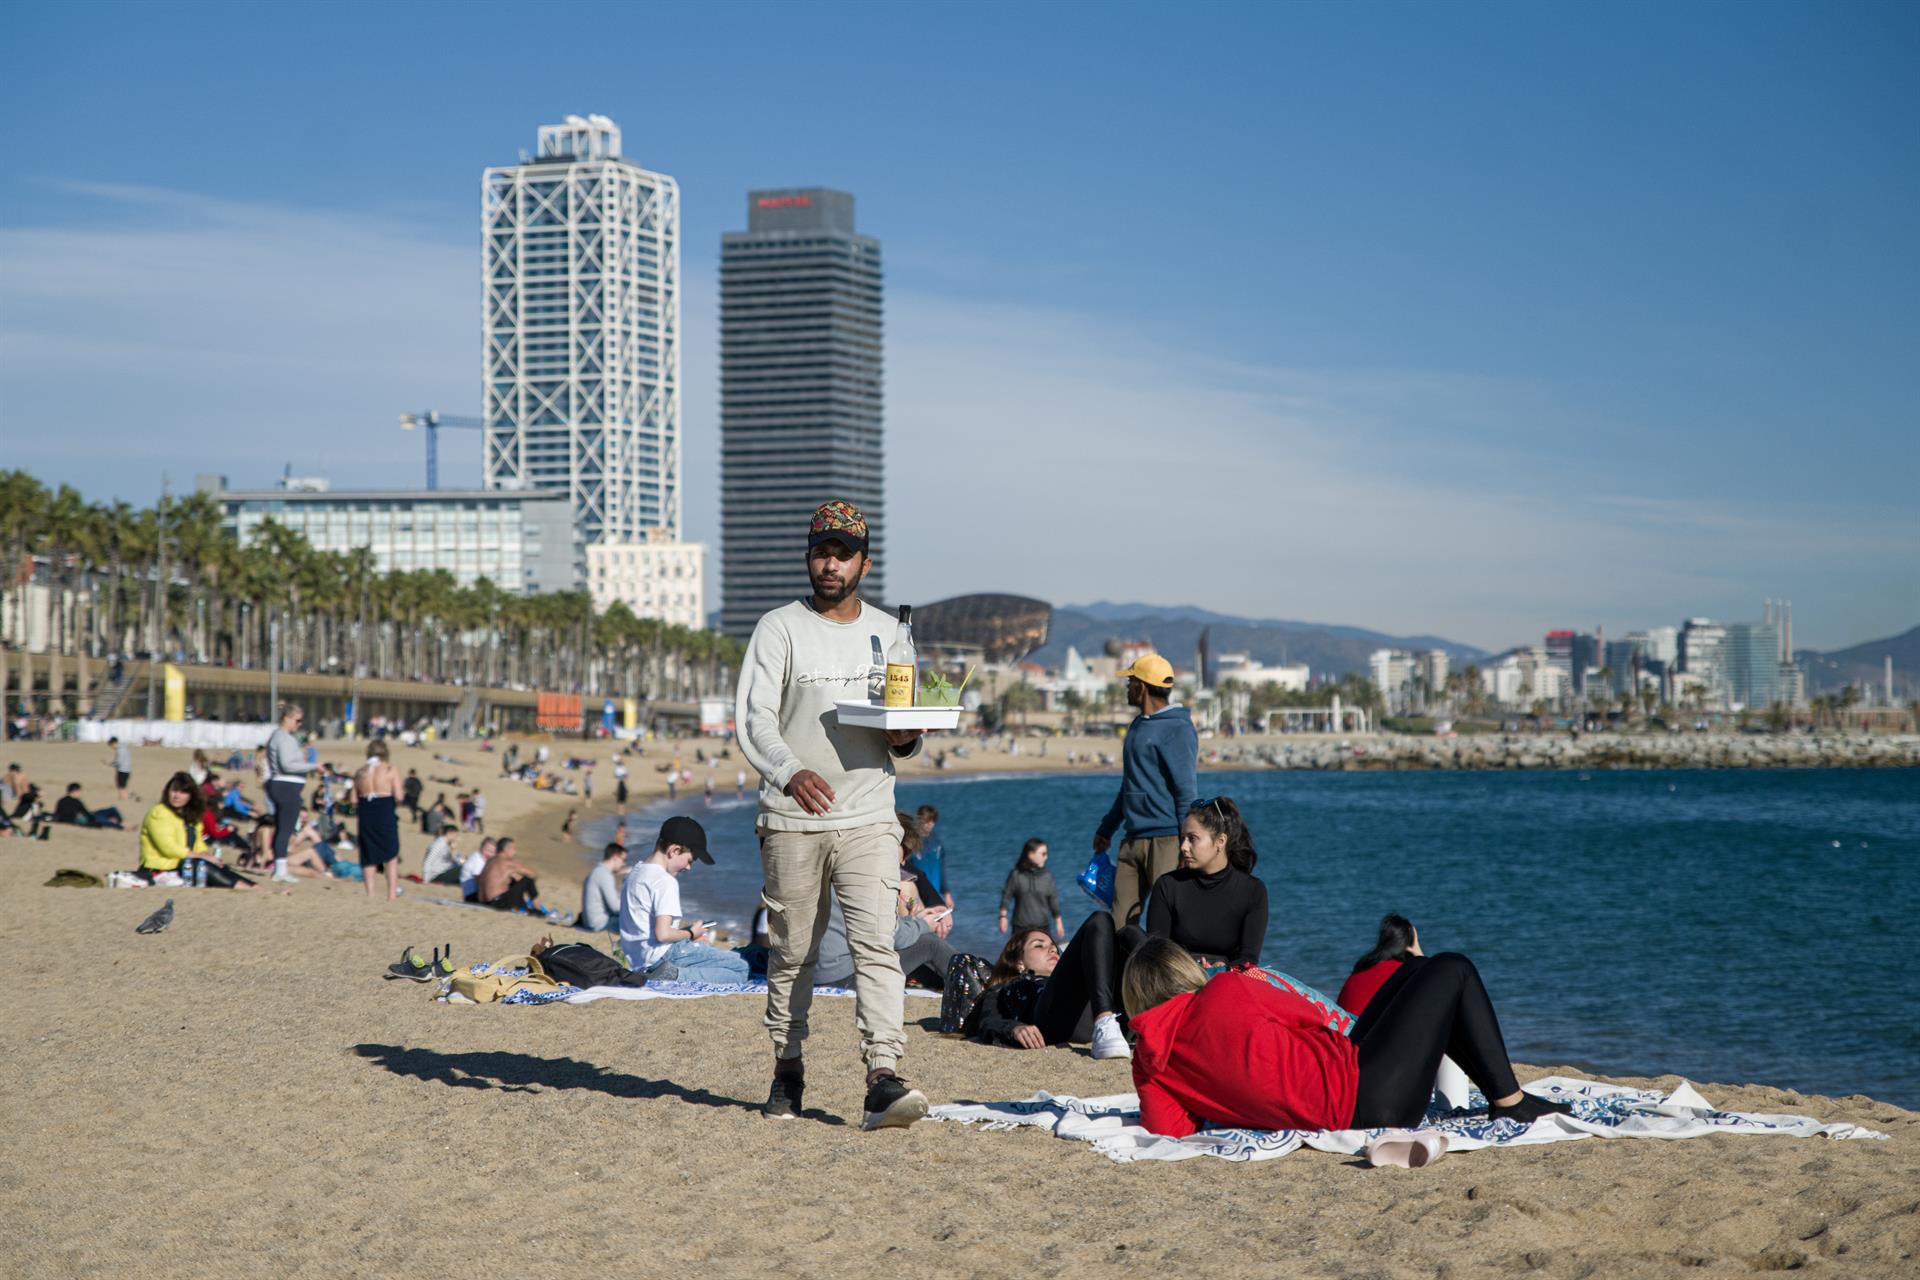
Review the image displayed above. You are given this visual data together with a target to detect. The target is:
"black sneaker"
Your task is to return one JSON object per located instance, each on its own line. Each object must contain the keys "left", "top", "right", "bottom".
{"left": 860, "top": 1072, "right": 928, "bottom": 1131}
{"left": 763, "top": 1068, "right": 804, "bottom": 1120}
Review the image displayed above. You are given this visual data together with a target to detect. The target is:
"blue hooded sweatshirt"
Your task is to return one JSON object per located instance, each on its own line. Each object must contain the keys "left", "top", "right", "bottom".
{"left": 1096, "top": 704, "right": 1199, "bottom": 843}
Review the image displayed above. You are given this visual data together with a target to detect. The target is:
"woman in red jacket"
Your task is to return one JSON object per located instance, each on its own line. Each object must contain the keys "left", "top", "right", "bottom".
{"left": 1122, "top": 937, "right": 1573, "bottom": 1137}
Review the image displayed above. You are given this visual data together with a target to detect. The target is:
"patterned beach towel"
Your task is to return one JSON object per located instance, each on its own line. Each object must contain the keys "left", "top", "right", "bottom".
{"left": 929, "top": 1077, "right": 1887, "bottom": 1164}
{"left": 565, "top": 979, "right": 943, "bottom": 1004}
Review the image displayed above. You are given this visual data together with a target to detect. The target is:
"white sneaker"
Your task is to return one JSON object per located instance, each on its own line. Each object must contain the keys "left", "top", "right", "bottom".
{"left": 1091, "top": 1013, "right": 1131, "bottom": 1061}
{"left": 270, "top": 870, "right": 298, "bottom": 884}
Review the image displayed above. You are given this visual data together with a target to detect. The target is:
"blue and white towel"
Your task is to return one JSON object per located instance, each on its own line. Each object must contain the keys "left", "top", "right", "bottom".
{"left": 564, "top": 979, "right": 942, "bottom": 1004}
{"left": 928, "top": 1077, "right": 1888, "bottom": 1164}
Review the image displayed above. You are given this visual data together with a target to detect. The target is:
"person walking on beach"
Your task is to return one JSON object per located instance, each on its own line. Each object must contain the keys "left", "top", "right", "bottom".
{"left": 108, "top": 736, "right": 133, "bottom": 802}
{"left": 998, "top": 838, "right": 1065, "bottom": 941}
{"left": 736, "top": 499, "right": 930, "bottom": 1130}
{"left": 265, "top": 703, "right": 316, "bottom": 884}
{"left": 1092, "top": 655, "right": 1197, "bottom": 928}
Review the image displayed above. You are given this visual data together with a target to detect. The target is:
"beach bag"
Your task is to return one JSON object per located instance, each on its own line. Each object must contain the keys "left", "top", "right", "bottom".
{"left": 938, "top": 953, "right": 995, "bottom": 1034}
{"left": 1076, "top": 851, "right": 1115, "bottom": 909}
{"left": 536, "top": 942, "right": 649, "bottom": 990}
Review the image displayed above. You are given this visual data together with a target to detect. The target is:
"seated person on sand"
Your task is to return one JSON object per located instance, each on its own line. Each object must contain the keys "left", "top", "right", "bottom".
{"left": 281, "top": 809, "right": 338, "bottom": 879}
{"left": 1121, "top": 936, "right": 1575, "bottom": 1139}
{"left": 617, "top": 816, "right": 748, "bottom": 984}
{"left": 459, "top": 836, "right": 495, "bottom": 900}
{"left": 136, "top": 771, "right": 269, "bottom": 891}
{"left": 963, "top": 919, "right": 1137, "bottom": 1060}
{"left": 4, "top": 763, "right": 41, "bottom": 820}
{"left": 1141, "top": 798, "right": 1268, "bottom": 968}
{"left": 476, "top": 837, "right": 548, "bottom": 913}
{"left": 578, "top": 841, "right": 628, "bottom": 933}
{"left": 812, "top": 812, "right": 961, "bottom": 991}
{"left": 420, "top": 829, "right": 463, "bottom": 885}
{"left": 1338, "top": 913, "right": 1423, "bottom": 1018}
{"left": 53, "top": 783, "right": 124, "bottom": 829}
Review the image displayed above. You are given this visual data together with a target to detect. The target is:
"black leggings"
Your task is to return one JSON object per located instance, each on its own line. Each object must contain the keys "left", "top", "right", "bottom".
{"left": 268, "top": 780, "right": 304, "bottom": 860}
{"left": 1348, "top": 952, "right": 1522, "bottom": 1129}
{"left": 1031, "top": 914, "right": 1145, "bottom": 1045}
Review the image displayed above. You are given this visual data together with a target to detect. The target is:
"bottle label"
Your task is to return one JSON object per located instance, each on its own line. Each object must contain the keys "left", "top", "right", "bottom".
{"left": 885, "top": 664, "right": 915, "bottom": 708}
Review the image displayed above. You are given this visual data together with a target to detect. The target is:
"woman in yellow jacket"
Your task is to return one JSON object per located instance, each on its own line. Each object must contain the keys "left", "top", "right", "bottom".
{"left": 139, "top": 771, "right": 261, "bottom": 890}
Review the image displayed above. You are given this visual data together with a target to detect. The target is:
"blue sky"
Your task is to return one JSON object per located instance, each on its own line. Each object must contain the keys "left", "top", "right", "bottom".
{"left": 2, "top": 0, "right": 1915, "bottom": 650}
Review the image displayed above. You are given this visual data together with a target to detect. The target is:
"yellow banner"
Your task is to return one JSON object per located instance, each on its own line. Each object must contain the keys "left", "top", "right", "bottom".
{"left": 622, "top": 697, "right": 638, "bottom": 732}
{"left": 162, "top": 664, "right": 186, "bottom": 721}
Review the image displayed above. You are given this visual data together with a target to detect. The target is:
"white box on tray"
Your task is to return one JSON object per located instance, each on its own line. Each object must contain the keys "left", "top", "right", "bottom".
{"left": 834, "top": 700, "right": 962, "bottom": 731}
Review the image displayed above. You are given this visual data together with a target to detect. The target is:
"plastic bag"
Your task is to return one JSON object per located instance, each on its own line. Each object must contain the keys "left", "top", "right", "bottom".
{"left": 1076, "top": 850, "right": 1115, "bottom": 909}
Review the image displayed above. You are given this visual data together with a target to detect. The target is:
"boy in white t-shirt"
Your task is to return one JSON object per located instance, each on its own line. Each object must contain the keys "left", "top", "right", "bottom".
{"left": 617, "top": 816, "right": 749, "bottom": 985}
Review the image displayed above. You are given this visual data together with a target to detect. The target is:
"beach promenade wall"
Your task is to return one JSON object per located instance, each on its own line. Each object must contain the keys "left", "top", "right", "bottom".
{"left": 1244, "top": 732, "right": 1920, "bottom": 771}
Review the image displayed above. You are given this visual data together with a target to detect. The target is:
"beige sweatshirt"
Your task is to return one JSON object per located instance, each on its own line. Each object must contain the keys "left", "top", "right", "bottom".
{"left": 735, "top": 599, "right": 919, "bottom": 833}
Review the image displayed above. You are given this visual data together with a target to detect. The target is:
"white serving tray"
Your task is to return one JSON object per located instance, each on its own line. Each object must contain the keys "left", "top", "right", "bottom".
{"left": 834, "top": 700, "right": 963, "bottom": 731}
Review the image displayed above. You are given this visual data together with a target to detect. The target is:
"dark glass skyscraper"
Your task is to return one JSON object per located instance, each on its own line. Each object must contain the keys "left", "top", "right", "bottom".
{"left": 719, "top": 188, "right": 883, "bottom": 637}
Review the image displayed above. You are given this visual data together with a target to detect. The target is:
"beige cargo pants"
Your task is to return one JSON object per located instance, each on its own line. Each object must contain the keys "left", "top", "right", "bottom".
{"left": 760, "top": 820, "right": 906, "bottom": 1073}
{"left": 1109, "top": 833, "right": 1182, "bottom": 929}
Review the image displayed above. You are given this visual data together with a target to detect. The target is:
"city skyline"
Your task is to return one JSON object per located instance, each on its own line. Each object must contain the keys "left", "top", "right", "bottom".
{"left": 1, "top": 0, "right": 1914, "bottom": 651}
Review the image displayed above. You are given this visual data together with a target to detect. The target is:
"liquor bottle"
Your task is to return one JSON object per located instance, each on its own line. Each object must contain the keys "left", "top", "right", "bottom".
{"left": 885, "top": 605, "right": 915, "bottom": 708}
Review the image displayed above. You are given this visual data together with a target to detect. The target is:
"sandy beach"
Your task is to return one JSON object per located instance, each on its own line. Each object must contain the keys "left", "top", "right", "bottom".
{"left": 2, "top": 736, "right": 1913, "bottom": 1280}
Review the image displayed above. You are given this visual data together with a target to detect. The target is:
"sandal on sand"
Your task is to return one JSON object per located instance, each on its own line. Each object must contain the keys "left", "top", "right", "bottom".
{"left": 1364, "top": 1131, "right": 1448, "bottom": 1168}
{"left": 387, "top": 945, "right": 433, "bottom": 982}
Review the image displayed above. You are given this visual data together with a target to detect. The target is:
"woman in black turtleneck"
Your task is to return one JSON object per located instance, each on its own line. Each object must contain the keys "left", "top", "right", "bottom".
{"left": 1142, "top": 796, "right": 1267, "bottom": 967}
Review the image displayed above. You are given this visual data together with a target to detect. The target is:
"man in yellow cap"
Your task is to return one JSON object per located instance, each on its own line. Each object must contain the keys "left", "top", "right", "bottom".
{"left": 1093, "top": 653, "right": 1197, "bottom": 927}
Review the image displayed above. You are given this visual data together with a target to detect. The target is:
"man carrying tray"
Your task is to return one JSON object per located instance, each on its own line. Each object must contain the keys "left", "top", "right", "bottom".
{"left": 736, "top": 499, "right": 929, "bottom": 1130}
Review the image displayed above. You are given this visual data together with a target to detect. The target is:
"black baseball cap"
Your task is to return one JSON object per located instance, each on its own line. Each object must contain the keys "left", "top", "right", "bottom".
{"left": 657, "top": 814, "right": 712, "bottom": 863}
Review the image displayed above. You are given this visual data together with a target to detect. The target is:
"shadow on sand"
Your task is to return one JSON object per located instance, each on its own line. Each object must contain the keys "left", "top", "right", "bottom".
{"left": 352, "top": 1043, "right": 812, "bottom": 1119}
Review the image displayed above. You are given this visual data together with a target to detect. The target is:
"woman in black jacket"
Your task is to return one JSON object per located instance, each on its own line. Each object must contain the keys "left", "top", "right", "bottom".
{"left": 963, "top": 915, "right": 1140, "bottom": 1061}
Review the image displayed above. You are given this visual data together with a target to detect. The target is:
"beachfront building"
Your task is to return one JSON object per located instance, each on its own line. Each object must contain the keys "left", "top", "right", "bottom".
{"left": 718, "top": 188, "right": 884, "bottom": 637}
{"left": 1369, "top": 648, "right": 1415, "bottom": 711}
{"left": 1415, "top": 649, "right": 1449, "bottom": 702}
{"left": 586, "top": 534, "right": 706, "bottom": 631}
{"left": 1723, "top": 621, "right": 1783, "bottom": 710}
{"left": 203, "top": 475, "right": 575, "bottom": 594}
{"left": 1213, "top": 653, "right": 1310, "bottom": 692}
{"left": 482, "top": 115, "right": 681, "bottom": 577}
{"left": 1680, "top": 618, "right": 1727, "bottom": 706}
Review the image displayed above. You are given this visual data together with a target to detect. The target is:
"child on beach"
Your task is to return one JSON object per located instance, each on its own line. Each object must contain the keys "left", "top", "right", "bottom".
{"left": 998, "top": 838, "right": 1064, "bottom": 940}
{"left": 1122, "top": 937, "right": 1575, "bottom": 1138}
{"left": 617, "top": 816, "right": 748, "bottom": 984}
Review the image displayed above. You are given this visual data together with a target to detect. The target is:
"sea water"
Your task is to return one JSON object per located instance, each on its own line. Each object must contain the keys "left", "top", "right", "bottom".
{"left": 590, "top": 766, "right": 1920, "bottom": 1107}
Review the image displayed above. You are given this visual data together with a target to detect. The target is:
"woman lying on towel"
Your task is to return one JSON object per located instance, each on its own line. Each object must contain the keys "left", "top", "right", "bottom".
{"left": 136, "top": 772, "right": 265, "bottom": 890}
{"left": 1122, "top": 936, "right": 1574, "bottom": 1138}
{"left": 963, "top": 917, "right": 1140, "bottom": 1061}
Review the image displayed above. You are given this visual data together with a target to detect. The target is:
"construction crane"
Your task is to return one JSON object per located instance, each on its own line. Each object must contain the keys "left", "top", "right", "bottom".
{"left": 398, "top": 412, "right": 486, "bottom": 491}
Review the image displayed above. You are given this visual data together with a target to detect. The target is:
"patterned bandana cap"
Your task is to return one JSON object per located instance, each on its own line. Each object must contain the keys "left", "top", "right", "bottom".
{"left": 808, "top": 499, "right": 869, "bottom": 551}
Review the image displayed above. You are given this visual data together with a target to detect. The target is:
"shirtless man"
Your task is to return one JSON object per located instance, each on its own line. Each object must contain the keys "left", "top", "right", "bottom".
{"left": 477, "top": 836, "right": 547, "bottom": 914}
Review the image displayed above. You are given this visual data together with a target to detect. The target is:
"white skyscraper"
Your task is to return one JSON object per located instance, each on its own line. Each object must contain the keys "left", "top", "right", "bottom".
{"left": 482, "top": 115, "right": 681, "bottom": 578}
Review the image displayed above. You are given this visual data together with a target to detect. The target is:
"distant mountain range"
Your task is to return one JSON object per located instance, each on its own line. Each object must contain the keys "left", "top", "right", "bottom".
{"left": 1795, "top": 625, "right": 1920, "bottom": 697}
{"left": 1030, "top": 602, "right": 1488, "bottom": 679}
{"left": 1031, "top": 603, "right": 1916, "bottom": 695}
